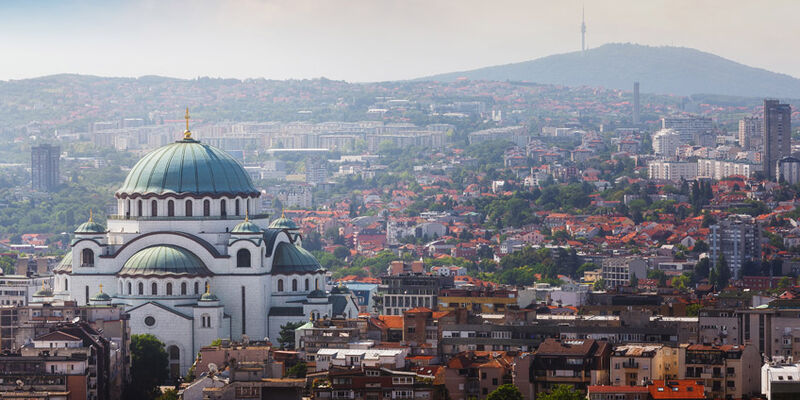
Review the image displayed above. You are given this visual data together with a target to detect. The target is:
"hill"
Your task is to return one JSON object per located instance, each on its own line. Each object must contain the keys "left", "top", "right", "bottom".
{"left": 419, "top": 43, "right": 800, "bottom": 98}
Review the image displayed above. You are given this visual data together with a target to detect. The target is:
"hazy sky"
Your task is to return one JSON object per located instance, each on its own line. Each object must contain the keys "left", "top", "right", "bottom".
{"left": 1, "top": 0, "right": 798, "bottom": 82}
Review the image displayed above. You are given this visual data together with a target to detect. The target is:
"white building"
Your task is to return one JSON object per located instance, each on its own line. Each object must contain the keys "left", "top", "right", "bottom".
{"left": 314, "top": 348, "right": 408, "bottom": 371}
{"left": 648, "top": 160, "right": 698, "bottom": 181}
{"left": 761, "top": 359, "right": 800, "bottom": 400}
{"left": 697, "top": 158, "right": 762, "bottom": 180}
{"left": 601, "top": 257, "right": 647, "bottom": 288}
{"left": 55, "top": 122, "right": 357, "bottom": 375}
{"left": 652, "top": 129, "right": 681, "bottom": 159}
{"left": 778, "top": 156, "right": 800, "bottom": 185}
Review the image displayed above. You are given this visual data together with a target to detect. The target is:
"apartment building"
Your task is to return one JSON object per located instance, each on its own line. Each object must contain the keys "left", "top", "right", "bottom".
{"left": 444, "top": 351, "right": 515, "bottom": 400}
{"left": 526, "top": 338, "right": 611, "bottom": 396}
{"left": 682, "top": 343, "right": 760, "bottom": 399}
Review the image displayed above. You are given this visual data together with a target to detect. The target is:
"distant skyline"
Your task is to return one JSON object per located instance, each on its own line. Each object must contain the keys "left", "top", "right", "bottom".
{"left": 1, "top": 0, "right": 798, "bottom": 83}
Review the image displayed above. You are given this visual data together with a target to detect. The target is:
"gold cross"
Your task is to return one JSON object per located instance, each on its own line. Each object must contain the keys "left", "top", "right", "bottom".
{"left": 99, "top": 283, "right": 103, "bottom": 293}
{"left": 184, "top": 107, "right": 192, "bottom": 139}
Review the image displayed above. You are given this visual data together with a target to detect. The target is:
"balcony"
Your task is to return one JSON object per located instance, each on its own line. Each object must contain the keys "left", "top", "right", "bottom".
{"left": 622, "top": 361, "right": 639, "bottom": 369}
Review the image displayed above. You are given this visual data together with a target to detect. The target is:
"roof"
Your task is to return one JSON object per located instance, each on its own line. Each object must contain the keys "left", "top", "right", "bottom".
{"left": 648, "top": 380, "right": 705, "bottom": 399}
{"left": 34, "top": 331, "right": 82, "bottom": 342}
{"left": 116, "top": 138, "right": 258, "bottom": 198}
{"left": 378, "top": 315, "right": 403, "bottom": 329}
{"left": 118, "top": 245, "right": 212, "bottom": 277}
{"left": 232, "top": 219, "right": 262, "bottom": 234}
{"left": 535, "top": 338, "right": 608, "bottom": 356}
{"left": 53, "top": 250, "right": 72, "bottom": 273}
{"left": 75, "top": 219, "right": 106, "bottom": 234}
{"left": 269, "top": 213, "right": 299, "bottom": 230}
{"left": 588, "top": 386, "right": 650, "bottom": 394}
{"left": 272, "top": 242, "right": 323, "bottom": 274}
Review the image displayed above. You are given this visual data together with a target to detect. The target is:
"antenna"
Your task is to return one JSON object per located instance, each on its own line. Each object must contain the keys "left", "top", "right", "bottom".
{"left": 581, "top": 4, "right": 587, "bottom": 54}
{"left": 208, "top": 363, "right": 218, "bottom": 375}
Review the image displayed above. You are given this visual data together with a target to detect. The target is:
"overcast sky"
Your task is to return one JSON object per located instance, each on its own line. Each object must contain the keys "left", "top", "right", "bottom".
{"left": 0, "top": 0, "right": 797, "bottom": 82}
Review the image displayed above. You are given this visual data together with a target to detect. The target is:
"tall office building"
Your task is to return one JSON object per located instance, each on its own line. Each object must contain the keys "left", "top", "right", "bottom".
{"left": 31, "top": 144, "right": 60, "bottom": 192}
{"left": 661, "top": 116, "right": 713, "bottom": 144}
{"left": 710, "top": 214, "right": 761, "bottom": 280}
{"left": 763, "top": 99, "right": 792, "bottom": 180}
{"left": 633, "top": 82, "right": 640, "bottom": 125}
{"left": 738, "top": 116, "right": 763, "bottom": 150}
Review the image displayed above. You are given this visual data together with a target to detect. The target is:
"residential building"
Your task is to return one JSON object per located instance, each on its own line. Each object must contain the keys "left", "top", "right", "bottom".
{"left": 378, "top": 273, "right": 453, "bottom": 315}
{"left": 652, "top": 129, "right": 681, "bottom": 159}
{"left": 648, "top": 380, "right": 705, "bottom": 400}
{"left": 444, "top": 351, "right": 515, "bottom": 400}
{"left": 314, "top": 348, "right": 408, "bottom": 371}
{"left": 763, "top": 99, "right": 792, "bottom": 180}
{"left": 305, "top": 156, "right": 328, "bottom": 185}
{"left": 739, "top": 116, "right": 763, "bottom": 150}
{"left": 778, "top": 156, "right": 800, "bottom": 185}
{"left": 683, "top": 343, "right": 761, "bottom": 399}
{"left": 526, "top": 338, "right": 611, "bottom": 396}
{"left": 312, "top": 366, "right": 434, "bottom": 400}
{"left": 609, "top": 344, "right": 679, "bottom": 386}
{"left": 648, "top": 160, "right": 698, "bottom": 181}
{"left": 696, "top": 158, "right": 761, "bottom": 180}
{"left": 438, "top": 286, "right": 517, "bottom": 314}
{"left": 761, "top": 359, "right": 800, "bottom": 400}
{"left": 661, "top": 116, "right": 713, "bottom": 144}
{"left": 601, "top": 257, "right": 647, "bottom": 288}
{"left": 31, "top": 144, "right": 60, "bottom": 192}
{"left": 587, "top": 385, "right": 650, "bottom": 400}
{"left": 709, "top": 214, "right": 761, "bottom": 280}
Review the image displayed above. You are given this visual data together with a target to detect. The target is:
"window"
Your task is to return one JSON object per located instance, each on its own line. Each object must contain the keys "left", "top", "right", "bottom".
{"left": 305, "top": 278, "right": 309, "bottom": 291}
{"left": 292, "top": 279, "right": 298, "bottom": 291}
{"left": 237, "top": 249, "right": 251, "bottom": 268}
{"left": 127, "top": 282, "right": 131, "bottom": 295}
{"left": 152, "top": 282, "right": 158, "bottom": 295}
{"left": 194, "top": 282, "right": 199, "bottom": 294}
{"left": 144, "top": 316, "right": 155, "bottom": 326}
{"left": 278, "top": 279, "right": 284, "bottom": 292}
{"left": 138, "top": 200, "right": 142, "bottom": 216}
{"left": 138, "top": 282, "right": 144, "bottom": 295}
{"left": 166, "top": 282, "right": 172, "bottom": 295}
{"left": 220, "top": 199, "right": 227, "bottom": 217}
{"left": 151, "top": 200, "right": 158, "bottom": 217}
{"left": 65, "top": 278, "right": 68, "bottom": 291}
{"left": 185, "top": 200, "right": 193, "bottom": 216}
{"left": 492, "top": 378, "right": 498, "bottom": 385}
{"left": 168, "top": 345, "right": 179, "bottom": 360}
{"left": 181, "top": 282, "right": 187, "bottom": 295}
{"left": 167, "top": 200, "right": 174, "bottom": 216}
{"left": 201, "top": 313, "right": 211, "bottom": 328}
{"left": 203, "top": 200, "right": 210, "bottom": 216}
{"left": 81, "top": 248, "right": 94, "bottom": 267}
{"left": 235, "top": 199, "right": 240, "bottom": 216}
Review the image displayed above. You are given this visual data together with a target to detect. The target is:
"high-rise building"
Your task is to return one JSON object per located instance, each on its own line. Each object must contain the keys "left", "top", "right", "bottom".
{"left": 763, "top": 99, "right": 792, "bottom": 180}
{"left": 652, "top": 128, "right": 681, "bottom": 159}
{"left": 31, "top": 144, "right": 60, "bottom": 192}
{"left": 633, "top": 82, "right": 640, "bottom": 125}
{"left": 305, "top": 156, "right": 328, "bottom": 185}
{"left": 738, "top": 116, "right": 763, "bottom": 150}
{"left": 710, "top": 214, "right": 761, "bottom": 280}
{"left": 777, "top": 156, "right": 800, "bottom": 185}
{"left": 661, "top": 116, "right": 713, "bottom": 144}
{"left": 581, "top": 6, "right": 586, "bottom": 54}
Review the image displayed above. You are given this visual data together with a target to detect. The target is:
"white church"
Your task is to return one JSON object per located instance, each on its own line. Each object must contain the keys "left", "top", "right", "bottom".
{"left": 50, "top": 112, "right": 358, "bottom": 376}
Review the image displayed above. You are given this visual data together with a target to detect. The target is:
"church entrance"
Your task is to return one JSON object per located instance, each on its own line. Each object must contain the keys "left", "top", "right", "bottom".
{"left": 168, "top": 345, "right": 181, "bottom": 379}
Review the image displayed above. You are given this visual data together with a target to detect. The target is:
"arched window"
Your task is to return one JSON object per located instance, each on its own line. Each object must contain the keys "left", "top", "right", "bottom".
{"left": 185, "top": 200, "right": 193, "bottom": 217}
{"left": 166, "top": 282, "right": 173, "bottom": 295}
{"left": 305, "top": 278, "right": 309, "bottom": 291}
{"left": 167, "top": 200, "right": 175, "bottom": 217}
{"left": 277, "top": 279, "right": 284, "bottom": 292}
{"left": 237, "top": 249, "right": 251, "bottom": 268}
{"left": 235, "top": 199, "right": 240, "bottom": 216}
{"left": 81, "top": 248, "right": 94, "bottom": 267}
{"left": 201, "top": 313, "right": 211, "bottom": 328}
{"left": 151, "top": 282, "right": 158, "bottom": 295}
{"left": 127, "top": 282, "right": 131, "bottom": 295}
{"left": 292, "top": 279, "right": 298, "bottom": 292}
{"left": 168, "top": 345, "right": 180, "bottom": 360}
{"left": 138, "top": 282, "right": 144, "bottom": 295}
{"left": 126, "top": 200, "right": 131, "bottom": 218}
{"left": 137, "top": 200, "right": 142, "bottom": 216}
{"left": 65, "top": 278, "right": 69, "bottom": 291}
{"left": 194, "top": 282, "right": 199, "bottom": 294}
{"left": 220, "top": 199, "right": 227, "bottom": 217}
{"left": 151, "top": 200, "right": 158, "bottom": 217}
{"left": 181, "top": 282, "right": 187, "bottom": 295}
{"left": 203, "top": 200, "right": 210, "bottom": 217}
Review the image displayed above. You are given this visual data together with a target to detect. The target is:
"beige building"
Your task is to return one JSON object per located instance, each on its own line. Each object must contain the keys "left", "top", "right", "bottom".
{"left": 610, "top": 344, "right": 671, "bottom": 386}
{"left": 682, "top": 343, "right": 761, "bottom": 399}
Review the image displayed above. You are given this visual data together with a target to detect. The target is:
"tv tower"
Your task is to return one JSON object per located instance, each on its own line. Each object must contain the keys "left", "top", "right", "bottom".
{"left": 581, "top": 5, "right": 586, "bottom": 54}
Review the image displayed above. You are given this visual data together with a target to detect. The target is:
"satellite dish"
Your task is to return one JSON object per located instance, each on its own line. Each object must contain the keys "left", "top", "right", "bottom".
{"left": 242, "top": 335, "right": 249, "bottom": 344}
{"left": 208, "top": 363, "right": 218, "bottom": 375}
{"left": 15, "top": 380, "right": 23, "bottom": 388}
{"left": 72, "top": 317, "right": 80, "bottom": 324}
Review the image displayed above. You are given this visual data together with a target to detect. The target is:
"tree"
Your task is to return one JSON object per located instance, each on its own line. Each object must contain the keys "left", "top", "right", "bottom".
{"left": 333, "top": 246, "right": 350, "bottom": 260}
{"left": 715, "top": 255, "right": 730, "bottom": 289}
{"left": 286, "top": 362, "right": 307, "bottom": 378}
{"left": 629, "top": 273, "right": 638, "bottom": 288}
{"left": 695, "top": 257, "right": 711, "bottom": 280}
{"left": 535, "top": 384, "right": 583, "bottom": 400}
{"left": 278, "top": 321, "right": 305, "bottom": 350}
{"left": 302, "top": 231, "right": 323, "bottom": 252}
{"left": 156, "top": 389, "right": 179, "bottom": 400}
{"left": 593, "top": 278, "right": 606, "bottom": 291}
{"left": 126, "top": 334, "right": 169, "bottom": 400}
{"left": 486, "top": 384, "right": 524, "bottom": 400}
{"left": 693, "top": 240, "right": 709, "bottom": 254}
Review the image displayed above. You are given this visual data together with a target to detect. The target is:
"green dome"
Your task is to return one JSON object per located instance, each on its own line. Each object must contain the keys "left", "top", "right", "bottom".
{"left": 307, "top": 289, "right": 327, "bottom": 298}
{"left": 33, "top": 286, "right": 53, "bottom": 297}
{"left": 272, "top": 242, "right": 323, "bottom": 274}
{"left": 75, "top": 220, "right": 106, "bottom": 234}
{"left": 232, "top": 219, "right": 262, "bottom": 234}
{"left": 54, "top": 250, "right": 72, "bottom": 273}
{"left": 116, "top": 138, "right": 258, "bottom": 198}
{"left": 118, "top": 245, "right": 211, "bottom": 277}
{"left": 269, "top": 217, "right": 298, "bottom": 230}
{"left": 90, "top": 291, "right": 112, "bottom": 302}
{"left": 200, "top": 291, "right": 219, "bottom": 302}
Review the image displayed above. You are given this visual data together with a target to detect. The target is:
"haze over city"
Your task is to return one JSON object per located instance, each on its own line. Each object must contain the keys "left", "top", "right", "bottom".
{"left": 1, "top": 0, "right": 799, "bottom": 82}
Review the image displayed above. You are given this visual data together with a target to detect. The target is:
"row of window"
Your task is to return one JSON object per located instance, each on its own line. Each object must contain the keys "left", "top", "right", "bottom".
{"left": 125, "top": 198, "right": 249, "bottom": 218}
{"left": 276, "top": 277, "right": 321, "bottom": 292}
{"left": 122, "top": 280, "right": 207, "bottom": 296}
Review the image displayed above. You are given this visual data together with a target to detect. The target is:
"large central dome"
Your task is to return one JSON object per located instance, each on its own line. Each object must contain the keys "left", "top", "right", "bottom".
{"left": 116, "top": 138, "right": 258, "bottom": 198}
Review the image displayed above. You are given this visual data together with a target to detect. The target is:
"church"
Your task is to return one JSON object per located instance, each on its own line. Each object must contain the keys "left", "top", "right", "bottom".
{"left": 51, "top": 111, "right": 358, "bottom": 376}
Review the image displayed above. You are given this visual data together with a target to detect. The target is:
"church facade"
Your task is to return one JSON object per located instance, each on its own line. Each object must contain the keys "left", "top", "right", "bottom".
{"left": 51, "top": 116, "right": 358, "bottom": 375}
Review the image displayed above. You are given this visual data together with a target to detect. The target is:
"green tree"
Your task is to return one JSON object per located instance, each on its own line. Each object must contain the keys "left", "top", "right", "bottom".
{"left": 715, "top": 255, "right": 730, "bottom": 289}
{"left": 695, "top": 257, "right": 711, "bottom": 280}
{"left": 278, "top": 321, "right": 305, "bottom": 350}
{"left": 333, "top": 246, "right": 350, "bottom": 260}
{"left": 686, "top": 303, "right": 703, "bottom": 317}
{"left": 286, "top": 362, "right": 307, "bottom": 378}
{"left": 486, "top": 384, "right": 524, "bottom": 400}
{"left": 629, "top": 273, "right": 638, "bottom": 288}
{"left": 156, "top": 389, "right": 179, "bottom": 400}
{"left": 536, "top": 384, "right": 583, "bottom": 400}
{"left": 126, "top": 334, "right": 169, "bottom": 400}
{"left": 593, "top": 278, "right": 606, "bottom": 291}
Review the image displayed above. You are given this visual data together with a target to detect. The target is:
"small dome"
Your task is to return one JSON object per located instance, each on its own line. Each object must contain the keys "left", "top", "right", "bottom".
{"left": 118, "top": 245, "right": 211, "bottom": 277}
{"left": 54, "top": 250, "right": 72, "bottom": 273}
{"left": 232, "top": 219, "right": 262, "bottom": 234}
{"left": 116, "top": 138, "right": 258, "bottom": 198}
{"left": 200, "top": 291, "right": 219, "bottom": 302}
{"left": 272, "top": 242, "right": 323, "bottom": 274}
{"left": 90, "top": 291, "right": 112, "bottom": 302}
{"left": 330, "top": 285, "right": 351, "bottom": 295}
{"left": 307, "top": 289, "right": 327, "bottom": 298}
{"left": 75, "top": 211, "right": 105, "bottom": 234}
{"left": 269, "top": 211, "right": 298, "bottom": 230}
{"left": 33, "top": 285, "right": 53, "bottom": 297}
